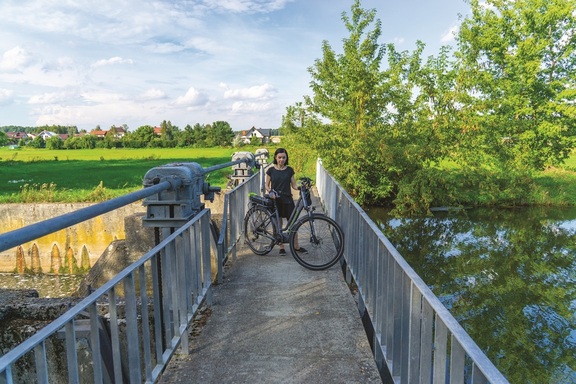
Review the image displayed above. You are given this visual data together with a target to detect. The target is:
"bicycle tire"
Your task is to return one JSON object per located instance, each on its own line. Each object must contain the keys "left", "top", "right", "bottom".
{"left": 244, "top": 206, "right": 276, "bottom": 255}
{"left": 289, "top": 214, "right": 344, "bottom": 270}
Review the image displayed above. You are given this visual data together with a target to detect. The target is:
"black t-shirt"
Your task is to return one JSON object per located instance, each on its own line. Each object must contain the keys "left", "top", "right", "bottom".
{"left": 266, "top": 166, "right": 294, "bottom": 200}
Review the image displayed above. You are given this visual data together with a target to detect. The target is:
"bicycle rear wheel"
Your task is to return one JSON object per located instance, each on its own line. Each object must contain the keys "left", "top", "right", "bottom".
{"left": 244, "top": 206, "right": 276, "bottom": 255}
{"left": 289, "top": 214, "right": 344, "bottom": 270}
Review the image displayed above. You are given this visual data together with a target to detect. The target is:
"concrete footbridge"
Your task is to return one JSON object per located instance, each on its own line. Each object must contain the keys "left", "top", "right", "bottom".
{"left": 0, "top": 152, "right": 509, "bottom": 383}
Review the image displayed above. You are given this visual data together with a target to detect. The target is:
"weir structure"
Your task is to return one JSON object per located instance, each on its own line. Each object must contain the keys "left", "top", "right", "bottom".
{"left": 0, "top": 153, "right": 509, "bottom": 384}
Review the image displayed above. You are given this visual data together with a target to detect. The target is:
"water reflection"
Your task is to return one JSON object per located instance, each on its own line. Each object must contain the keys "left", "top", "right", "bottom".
{"left": 0, "top": 273, "right": 84, "bottom": 298}
{"left": 367, "top": 206, "right": 576, "bottom": 384}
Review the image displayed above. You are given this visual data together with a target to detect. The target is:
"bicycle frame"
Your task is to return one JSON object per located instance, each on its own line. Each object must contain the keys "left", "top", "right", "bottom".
{"left": 270, "top": 186, "right": 313, "bottom": 242}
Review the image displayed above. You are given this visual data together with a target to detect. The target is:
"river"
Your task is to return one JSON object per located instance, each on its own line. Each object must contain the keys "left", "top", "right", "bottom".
{"left": 365, "top": 205, "right": 576, "bottom": 384}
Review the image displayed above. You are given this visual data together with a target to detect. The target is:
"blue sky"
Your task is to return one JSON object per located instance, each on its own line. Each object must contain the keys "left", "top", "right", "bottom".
{"left": 0, "top": 0, "right": 471, "bottom": 132}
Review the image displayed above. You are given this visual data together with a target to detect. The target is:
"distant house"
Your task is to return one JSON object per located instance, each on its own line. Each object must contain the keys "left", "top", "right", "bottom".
{"left": 90, "top": 129, "right": 108, "bottom": 139}
{"left": 154, "top": 127, "right": 162, "bottom": 136}
{"left": 109, "top": 126, "right": 127, "bottom": 139}
{"left": 37, "top": 130, "right": 59, "bottom": 140}
{"left": 237, "top": 127, "right": 273, "bottom": 144}
{"left": 6, "top": 132, "right": 29, "bottom": 142}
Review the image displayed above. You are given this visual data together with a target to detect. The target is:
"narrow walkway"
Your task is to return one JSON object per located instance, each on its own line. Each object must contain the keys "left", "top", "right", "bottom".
{"left": 159, "top": 226, "right": 382, "bottom": 383}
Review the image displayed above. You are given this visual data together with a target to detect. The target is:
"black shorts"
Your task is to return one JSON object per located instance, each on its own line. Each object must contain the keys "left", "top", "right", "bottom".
{"left": 277, "top": 197, "right": 295, "bottom": 219}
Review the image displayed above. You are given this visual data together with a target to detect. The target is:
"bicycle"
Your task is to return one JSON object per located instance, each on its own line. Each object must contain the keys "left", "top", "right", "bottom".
{"left": 243, "top": 177, "right": 344, "bottom": 270}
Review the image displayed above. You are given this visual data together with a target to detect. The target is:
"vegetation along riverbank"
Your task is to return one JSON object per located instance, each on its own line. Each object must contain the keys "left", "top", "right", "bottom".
{"left": 1, "top": 146, "right": 576, "bottom": 211}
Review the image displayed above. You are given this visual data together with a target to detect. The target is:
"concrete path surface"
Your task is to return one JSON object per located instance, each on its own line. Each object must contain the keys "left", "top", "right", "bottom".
{"left": 158, "top": 242, "right": 382, "bottom": 384}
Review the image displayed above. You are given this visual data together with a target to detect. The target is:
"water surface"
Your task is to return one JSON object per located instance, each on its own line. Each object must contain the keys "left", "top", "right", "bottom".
{"left": 366, "top": 206, "right": 576, "bottom": 384}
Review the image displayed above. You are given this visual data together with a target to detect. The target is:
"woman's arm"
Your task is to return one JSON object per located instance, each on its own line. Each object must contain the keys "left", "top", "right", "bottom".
{"left": 290, "top": 175, "right": 298, "bottom": 190}
{"left": 265, "top": 173, "right": 272, "bottom": 193}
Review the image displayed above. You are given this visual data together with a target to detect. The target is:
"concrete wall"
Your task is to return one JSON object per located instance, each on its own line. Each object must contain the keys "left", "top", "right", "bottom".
{"left": 0, "top": 194, "right": 226, "bottom": 274}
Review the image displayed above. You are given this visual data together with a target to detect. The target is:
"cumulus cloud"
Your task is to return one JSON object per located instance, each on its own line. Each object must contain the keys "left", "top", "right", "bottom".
{"left": 92, "top": 57, "right": 134, "bottom": 68}
{"left": 441, "top": 25, "right": 459, "bottom": 44}
{"left": 231, "top": 100, "right": 273, "bottom": 113}
{"left": 81, "top": 91, "right": 124, "bottom": 104}
{"left": 28, "top": 92, "right": 70, "bottom": 104}
{"left": 141, "top": 88, "right": 167, "bottom": 100}
{"left": 0, "top": 88, "right": 14, "bottom": 105}
{"left": 0, "top": 46, "right": 32, "bottom": 71}
{"left": 223, "top": 83, "right": 276, "bottom": 100}
{"left": 175, "top": 87, "right": 209, "bottom": 107}
{"left": 202, "top": 0, "right": 294, "bottom": 13}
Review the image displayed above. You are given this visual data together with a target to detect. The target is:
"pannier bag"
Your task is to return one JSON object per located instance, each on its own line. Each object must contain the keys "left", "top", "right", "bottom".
{"left": 249, "top": 195, "right": 274, "bottom": 208}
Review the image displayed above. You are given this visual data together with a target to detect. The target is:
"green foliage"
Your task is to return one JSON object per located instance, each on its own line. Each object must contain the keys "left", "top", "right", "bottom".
{"left": 456, "top": 0, "right": 576, "bottom": 170}
{"left": 283, "top": 0, "right": 576, "bottom": 214}
{"left": 0, "top": 131, "right": 7, "bottom": 146}
{"left": 45, "top": 136, "right": 63, "bottom": 150}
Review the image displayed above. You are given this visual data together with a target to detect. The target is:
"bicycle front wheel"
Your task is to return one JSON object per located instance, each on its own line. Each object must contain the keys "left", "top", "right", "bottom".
{"left": 244, "top": 206, "right": 276, "bottom": 255}
{"left": 289, "top": 214, "right": 344, "bottom": 270}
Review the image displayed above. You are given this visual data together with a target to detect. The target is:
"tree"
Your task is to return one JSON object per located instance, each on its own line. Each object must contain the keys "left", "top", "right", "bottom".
{"left": 192, "top": 123, "right": 207, "bottom": 147}
{"left": 129, "top": 125, "right": 156, "bottom": 147}
{"left": 178, "top": 124, "right": 196, "bottom": 147}
{"left": 45, "top": 135, "right": 63, "bottom": 150}
{"left": 160, "top": 120, "right": 178, "bottom": 147}
{"left": 29, "top": 135, "right": 44, "bottom": 148}
{"left": 0, "top": 131, "right": 7, "bottom": 146}
{"left": 80, "top": 134, "right": 97, "bottom": 149}
{"left": 304, "top": 0, "right": 393, "bottom": 205}
{"left": 455, "top": 0, "right": 576, "bottom": 170}
{"left": 210, "top": 121, "right": 234, "bottom": 146}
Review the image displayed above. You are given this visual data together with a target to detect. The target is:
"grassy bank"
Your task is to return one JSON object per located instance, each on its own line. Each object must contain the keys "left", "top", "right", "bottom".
{"left": 0, "top": 147, "right": 241, "bottom": 203}
{"left": 2, "top": 146, "right": 576, "bottom": 207}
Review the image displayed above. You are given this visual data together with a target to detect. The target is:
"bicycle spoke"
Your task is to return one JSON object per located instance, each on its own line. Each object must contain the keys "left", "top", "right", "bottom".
{"left": 290, "top": 214, "right": 344, "bottom": 270}
{"left": 244, "top": 206, "right": 276, "bottom": 255}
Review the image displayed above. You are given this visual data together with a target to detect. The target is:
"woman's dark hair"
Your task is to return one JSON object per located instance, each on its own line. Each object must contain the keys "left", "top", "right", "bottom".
{"left": 273, "top": 148, "right": 289, "bottom": 165}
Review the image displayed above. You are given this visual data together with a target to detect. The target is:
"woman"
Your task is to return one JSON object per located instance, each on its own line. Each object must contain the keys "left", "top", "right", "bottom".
{"left": 265, "top": 148, "right": 307, "bottom": 255}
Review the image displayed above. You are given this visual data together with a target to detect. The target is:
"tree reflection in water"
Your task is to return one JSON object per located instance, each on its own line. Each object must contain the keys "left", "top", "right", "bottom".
{"left": 369, "top": 206, "right": 576, "bottom": 384}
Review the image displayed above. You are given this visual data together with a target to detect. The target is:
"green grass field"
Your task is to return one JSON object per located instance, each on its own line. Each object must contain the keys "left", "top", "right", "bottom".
{"left": 0, "top": 147, "right": 244, "bottom": 202}
{"left": 3, "top": 146, "right": 576, "bottom": 206}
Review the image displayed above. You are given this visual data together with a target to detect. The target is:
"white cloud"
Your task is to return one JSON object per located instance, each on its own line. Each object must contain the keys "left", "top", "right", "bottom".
{"left": 231, "top": 100, "right": 274, "bottom": 113}
{"left": 28, "top": 92, "right": 70, "bottom": 105}
{"left": 0, "top": 88, "right": 14, "bottom": 105}
{"left": 223, "top": 83, "right": 276, "bottom": 100}
{"left": 92, "top": 57, "right": 134, "bottom": 68}
{"left": 175, "top": 87, "right": 209, "bottom": 107}
{"left": 81, "top": 92, "right": 124, "bottom": 104}
{"left": 441, "top": 25, "right": 459, "bottom": 44}
{"left": 0, "top": 46, "right": 32, "bottom": 71}
{"left": 141, "top": 88, "right": 167, "bottom": 100}
{"left": 203, "top": 0, "right": 294, "bottom": 13}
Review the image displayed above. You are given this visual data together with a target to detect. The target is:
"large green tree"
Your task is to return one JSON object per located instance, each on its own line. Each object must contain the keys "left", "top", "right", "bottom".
{"left": 304, "top": 0, "right": 393, "bottom": 204}
{"left": 456, "top": 0, "right": 576, "bottom": 170}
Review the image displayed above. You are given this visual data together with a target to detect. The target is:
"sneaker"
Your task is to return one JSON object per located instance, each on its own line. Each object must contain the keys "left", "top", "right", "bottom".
{"left": 296, "top": 247, "right": 308, "bottom": 253}
{"left": 279, "top": 249, "right": 286, "bottom": 255}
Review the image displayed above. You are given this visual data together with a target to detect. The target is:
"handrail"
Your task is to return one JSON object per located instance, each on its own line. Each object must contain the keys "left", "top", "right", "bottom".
{"left": 0, "top": 209, "right": 214, "bottom": 383}
{"left": 0, "top": 180, "right": 176, "bottom": 252}
{"left": 315, "top": 159, "right": 509, "bottom": 384}
{"left": 216, "top": 172, "right": 262, "bottom": 280}
{"left": 0, "top": 158, "right": 258, "bottom": 383}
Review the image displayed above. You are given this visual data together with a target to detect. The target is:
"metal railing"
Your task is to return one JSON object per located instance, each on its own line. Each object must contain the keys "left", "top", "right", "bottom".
{"left": 0, "top": 160, "right": 260, "bottom": 384}
{"left": 315, "top": 159, "right": 509, "bottom": 384}
{"left": 215, "top": 172, "right": 263, "bottom": 282}
{"left": 0, "top": 208, "right": 214, "bottom": 383}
